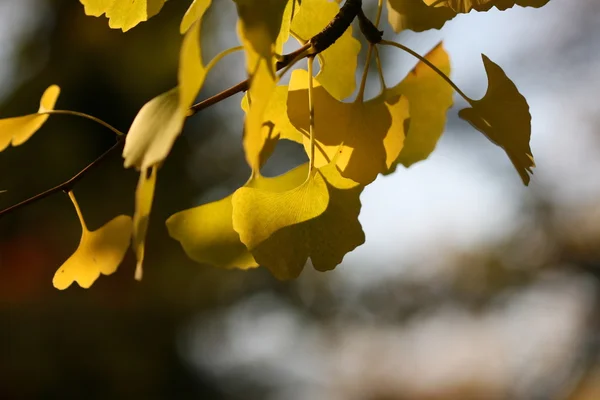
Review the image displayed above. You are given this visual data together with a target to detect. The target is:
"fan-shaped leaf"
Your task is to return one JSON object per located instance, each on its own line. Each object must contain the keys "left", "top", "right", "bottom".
{"left": 459, "top": 54, "right": 534, "bottom": 185}
{"left": 79, "top": 0, "right": 166, "bottom": 32}
{"left": 287, "top": 69, "right": 410, "bottom": 184}
{"left": 132, "top": 166, "right": 157, "bottom": 280}
{"left": 0, "top": 85, "right": 60, "bottom": 152}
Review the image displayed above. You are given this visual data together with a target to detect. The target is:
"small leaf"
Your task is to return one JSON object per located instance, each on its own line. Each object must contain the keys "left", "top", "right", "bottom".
{"left": 167, "top": 194, "right": 258, "bottom": 270}
{"left": 389, "top": 43, "right": 453, "bottom": 170}
{"left": 459, "top": 54, "right": 534, "bottom": 185}
{"left": 291, "top": 0, "right": 361, "bottom": 100}
{"left": 132, "top": 166, "right": 157, "bottom": 280}
{"left": 53, "top": 191, "right": 132, "bottom": 290}
{"left": 79, "top": 0, "right": 166, "bottom": 32}
{"left": 249, "top": 163, "right": 365, "bottom": 280}
{"left": 288, "top": 70, "right": 410, "bottom": 184}
{"left": 0, "top": 85, "right": 60, "bottom": 152}
{"left": 180, "top": 0, "right": 212, "bottom": 34}
{"left": 123, "top": 19, "right": 206, "bottom": 169}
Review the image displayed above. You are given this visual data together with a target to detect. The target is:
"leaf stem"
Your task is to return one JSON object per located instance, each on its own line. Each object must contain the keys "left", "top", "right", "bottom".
{"left": 308, "top": 57, "right": 316, "bottom": 173}
{"left": 43, "top": 110, "right": 125, "bottom": 136}
{"left": 204, "top": 46, "right": 243, "bottom": 75}
{"left": 374, "top": 46, "right": 387, "bottom": 89}
{"left": 67, "top": 190, "right": 87, "bottom": 231}
{"left": 380, "top": 39, "right": 472, "bottom": 103}
{"left": 357, "top": 44, "right": 374, "bottom": 102}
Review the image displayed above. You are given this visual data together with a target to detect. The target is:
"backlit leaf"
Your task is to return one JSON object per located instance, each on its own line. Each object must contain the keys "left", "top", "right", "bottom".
{"left": 390, "top": 43, "right": 453, "bottom": 169}
{"left": 123, "top": 19, "right": 206, "bottom": 169}
{"left": 167, "top": 194, "right": 258, "bottom": 270}
{"left": 53, "top": 192, "right": 132, "bottom": 290}
{"left": 0, "top": 85, "right": 60, "bottom": 152}
{"left": 459, "top": 54, "right": 534, "bottom": 185}
{"left": 79, "top": 0, "right": 167, "bottom": 32}
{"left": 249, "top": 163, "right": 365, "bottom": 280}
{"left": 291, "top": 0, "right": 361, "bottom": 100}
{"left": 180, "top": 0, "right": 211, "bottom": 34}
{"left": 387, "top": 0, "right": 550, "bottom": 32}
{"left": 132, "top": 166, "right": 157, "bottom": 280}
{"left": 288, "top": 69, "right": 410, "bottom": 184}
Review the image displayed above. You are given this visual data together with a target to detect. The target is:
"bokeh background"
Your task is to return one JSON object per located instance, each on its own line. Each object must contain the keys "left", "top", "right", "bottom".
{"left": 1, "top": 0, "right": 600, "bottom": 398}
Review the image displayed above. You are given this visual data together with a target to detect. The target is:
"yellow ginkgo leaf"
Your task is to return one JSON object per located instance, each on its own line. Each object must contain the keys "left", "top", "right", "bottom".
{"left": 459, "top": 54, "right": 534, "bottom": 185}
{"left": 291, "top": 0, "right": 361, "bottom": 100}
{"left": 387, "top": 0, "right": 550, "bottom": 32}
{"left": 389, "top": 42, "right": 453, "bottom": 169}
{"left": 180, "top": 0, "right": 212, "bottom": 34}
{"left": 53, "top": 192, "right": 132, "bottom": 290}
{"left": 167, "top": 194, "right": 258, "bottom": 270}
{"left": 287, "top": 69, "right": 410, "bottom": 184}
{"left": 0, "top": 85, "right": 60, "bottom": 152}
{"left": 123, "top": 18, "right": 206, "bottom": 169}
{"left": 233, "top": 167, "right": 329, "bottom": 249}
{"left": 132, "top": 166, "right": 157, "bottom": 280}
{"left": 250, "top": 162, "right": 365, "bottom": 280}
{"left": 79, "top": 0, "right": 167, "bottom": 32}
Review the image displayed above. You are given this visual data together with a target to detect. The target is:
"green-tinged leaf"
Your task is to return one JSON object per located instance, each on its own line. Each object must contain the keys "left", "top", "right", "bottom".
{"left": 79, "top": 0, "right": 167, "bottom": 32}
{"left": 459, "top": 54, "right": 534, "bottom": 185}
{"left": 291, "top": 0, "right": 361, "bottom": 100}
{"left": 288, "top": 69, "right": 410, "bottom": 184}
{"left": 386, "top": 0, "right": 550, "bottom": 32}
{"left": 167, "top": 194, "right": 258, "bottom": 270}
{"left": 53, "top": 191, "right": 132, "bottom": 290}
{"left": 389, "top": 43, "right": 453, "bottom": 170}
{"left": 132, "top": 166, "right": 157, "bottom": 280}
{"left": 250, "top": 163, "right": 365, "bottom": 280}
{"left": 123, "top": 20, "right": 206, "bottom": 169}
{"left": 0, "top": 85, "right": 60, "bottom": 152}
{"left": 180, "top": 0, "right": 212, "bottom": 34}
{"left": 233, "top": 166, "right": 329, "bottom": 250}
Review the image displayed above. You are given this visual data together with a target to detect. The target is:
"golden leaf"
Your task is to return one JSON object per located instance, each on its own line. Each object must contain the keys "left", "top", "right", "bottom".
{"left": 132, "top": 166, "right": 157, "bottom": 280}
{"left": 79, "top": 0, "right": 167, "bottom": 32}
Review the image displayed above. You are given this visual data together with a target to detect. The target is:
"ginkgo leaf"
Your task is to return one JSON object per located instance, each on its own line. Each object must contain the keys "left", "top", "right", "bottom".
{"left": 287, "top": 69, "right": 410, "bottom": 184}
{"left": 79, "top": 0, "right": 167, "bottom": 32}
{"left": 386, "top": 0, "right": 550, "bottom": 32}
{"left": 291, "top": 0, "right": 361, "bottom": 100}
{"left": 53, "top": 192, "right": 132, "bottom": 290}
{"left": 123, "top": 18, "right": 206, "bottom": 169}
{"left": 459, "top": 54, "right": 534, "bottom": 185}
{"left": 233, "top": 167, "right": 329, "bottom": 251}
{"left": 167, "top": 194, "right": 258, "bottom": 270}
{"left": 0, "top": 85, "right": 60, "bottom": 152}
{"left": 180, "top": 0, "right": 211, "bottom": 34}
{"left": 132, "top": 166, "right": 157, "bottom": 280}
{"left": 389, "top": 43, "right": 453, "bottom": 169}
{"left": 249, "top": 162, "right": 365, "bottom": 280}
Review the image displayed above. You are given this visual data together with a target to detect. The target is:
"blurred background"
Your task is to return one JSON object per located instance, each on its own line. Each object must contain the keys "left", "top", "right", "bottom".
{"left": 1, "top": 0, "right": 600, "bottom": 398}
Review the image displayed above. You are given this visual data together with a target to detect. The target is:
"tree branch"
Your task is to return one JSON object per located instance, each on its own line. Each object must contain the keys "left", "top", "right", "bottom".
{"left": 0, "top": 0, "right": 364, "bottom": 218}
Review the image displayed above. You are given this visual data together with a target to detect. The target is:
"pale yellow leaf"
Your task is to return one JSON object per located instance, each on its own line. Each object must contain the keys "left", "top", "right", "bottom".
{"left": 79, "top": 0, "right": 167, "bottom": 32}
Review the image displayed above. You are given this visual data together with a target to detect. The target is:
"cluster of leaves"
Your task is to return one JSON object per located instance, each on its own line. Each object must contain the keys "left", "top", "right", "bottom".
{"left": 0, "top": 0, "right": 548, "bottom": 289}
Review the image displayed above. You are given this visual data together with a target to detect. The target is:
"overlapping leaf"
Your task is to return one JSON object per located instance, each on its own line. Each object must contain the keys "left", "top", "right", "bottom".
{"left": 291, "top": 0, "right": 361, "bottom": 100}
{"left": 389, "top": 43, "right": 453, "bottom": 169}
{"left": 459, "top": 55, "right": 534, "bottom": 185}
{"left": 79, "top": 0, "right": 166, "bottom": 32}
{"left": 287, "top": 69, "right": 410, "bottom": 184}
{"left": 53, "top": 192, "right": 132, "bottom": 290}
{"left": 0, "top": 85, "right": 60, "bottom": 152}
{"left": 387, "top": 0, "right": 550, "bottom": 32}
{"left": 246, "top": 163, "right": 365, "bottom": 280}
